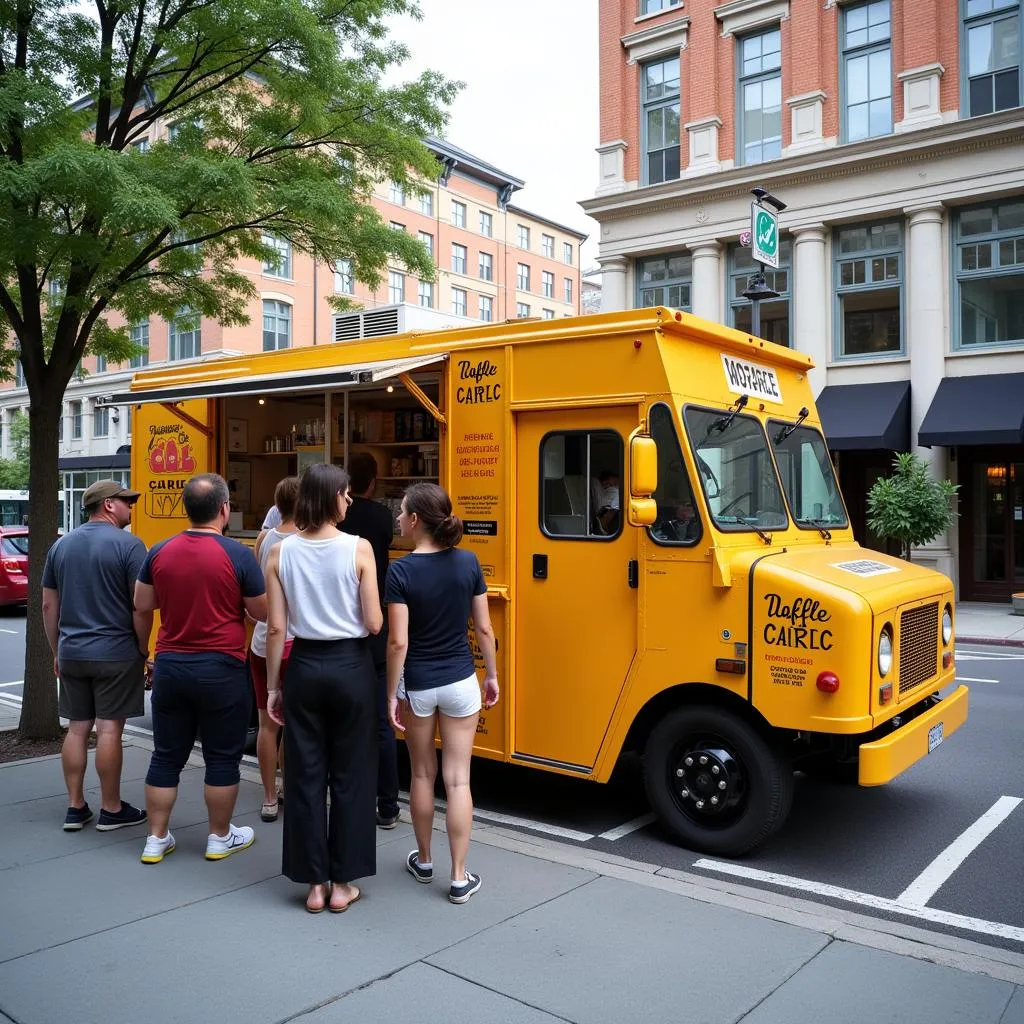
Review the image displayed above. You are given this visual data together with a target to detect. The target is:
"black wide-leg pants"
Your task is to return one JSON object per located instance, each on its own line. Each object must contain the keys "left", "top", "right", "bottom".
{"left": 282, "top": 637, "right": 377, "bottom": 884}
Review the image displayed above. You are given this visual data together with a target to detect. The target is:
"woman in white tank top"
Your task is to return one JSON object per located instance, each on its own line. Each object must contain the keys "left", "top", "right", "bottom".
{"left": 264, "top": 464, "right": 382, "bottom": 914}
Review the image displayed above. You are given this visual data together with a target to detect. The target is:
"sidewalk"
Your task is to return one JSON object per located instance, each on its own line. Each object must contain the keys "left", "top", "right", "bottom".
{"left": 1, "top": 741, "right": 1023, "bottom": 1024}
{"left": 956, "top": 601, "right": 1024, "bottom": 647}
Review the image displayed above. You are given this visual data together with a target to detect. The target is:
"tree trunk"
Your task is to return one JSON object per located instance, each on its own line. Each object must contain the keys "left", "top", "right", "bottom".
{"left": 18, "top": 392, "right": 63, "bottom": 740}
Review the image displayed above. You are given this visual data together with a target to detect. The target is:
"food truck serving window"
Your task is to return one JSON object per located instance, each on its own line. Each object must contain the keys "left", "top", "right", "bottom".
{"left": 648, "top": 403, "right": 702, "bottom": 546}
{"left": 768, "top": 420, "right": 848, "bottom": 529}
{"left": 683, "top": 406, "right": 788, "bottom": 533}
{"left": 540, "top": 430, "right": 624, "bottom": 540}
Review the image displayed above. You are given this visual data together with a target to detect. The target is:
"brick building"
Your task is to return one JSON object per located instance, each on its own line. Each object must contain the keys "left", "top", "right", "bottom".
{"left": 584, "top": 0, "right": 1024, "bottom": 601}
{"left": 2, "top": 137, "right": 584, "bottom": 529}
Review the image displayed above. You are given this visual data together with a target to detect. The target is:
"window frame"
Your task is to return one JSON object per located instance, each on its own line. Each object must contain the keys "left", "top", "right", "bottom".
{"left": 262, "top": 298, "right": 292, "bottom": 352}
{"left": 420, "top": 191, "right": 434, "bottom": 216}
{"left": 129, "top": 320, "right": 149, "bottom": 368}
{"left": 262, "top": 232, "right": 292, "bottom": 279}
{"left": 538, "top": 428, "right": 626, "bottom": 542}
{"left": 635, "top": 251, "right": 693, "bottom": 310}
{"left": 563, "top": 241, "right": 574, "bottom": 265}
{"left": 70, "top": 401, "right": 82, "bottom": 440}
{"left": 450, "top": 201, "right": 467, "bottom": 228}
{"left": 480, "top": 295, "right": 494, "bottom": 321}
{"left": 335, "top": 258, "right": 354, "bottom": 295}
{"left": 92, "top": 403, "right": 109, "bottom": 438}
{"left": 451, "top": 242, "right": 468, "bottom": 275}
{"left": 564, "top": 277, "right": 573, "bottom": 304}
{"left": 736, "top": 26, "right": 783, "bottom": 167}
{"left": 418, "top": 230, "right": 434, "bottom": 258}
{"left": 479, "top": 211, "right": 493, "bottom": 237}
{"left": 647, "top": 401, "right": 703, "bottom": 548}
{"left": 517, "top": 302, "right": 531, "bottom": 318}
{"left": 479, "top": 251, "right": 494, "bottom": 281}
{"left": 517, "top": 225, "right": 530, "bottom": 250}
{"left": 840, "top": 0, "right": 894, "bottom": 143}
{"left": 388, "top": 271, "right": 405, "bottom": 304}
{"left": 388, "top": 181, "right": 405, "bottom": 206}
{"left": 451, "top": 287, "right": 468, "bottom": 317}
{"left": 640, "top": 54, "right": 681, "bottom": 186}
{"left": 169, "top": 309, "right": 201, "bottom": 361}
{"left": 640, "top": 0, "right": 682, "bottom": 12}
{"left": 517, "top": 263, "right": 531, "bottom": 291}
{"left": 542, "top": 233, "right": 555, "bottom": 258}
{"left": 418, "top": 280, "right": 434, "bottom": 308}
{"left": 727, "top": 238, "right": 793, "bottom": 346}
{"left": 542, "top": 270, "right": 555, "bottom": 298}
{"left": 959, "top": 0, "right": 1023, "bottom": 117}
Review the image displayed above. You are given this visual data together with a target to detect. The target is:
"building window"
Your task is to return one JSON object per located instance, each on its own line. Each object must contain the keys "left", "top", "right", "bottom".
{"left": 517, "top": 263, "right": 531, "bottom": 291}
{"left": 71, "top": 401, "right": 82, "bottom": 440}
{"left": 420, "top": 191, "right": 434, "bottom": 216}
{"left": 93, "top": 403, "right": 109, "bottom": 438}
{"left": 132, "top": 137, "right": 150, "bottom": 153}
{"left": 129, "top": 320, "right": 149, "bottom": 368}
{"left": 641, "top": 55, "right": 681, "bottom": 184}
{"left": 637, "top": 252, "right": 692, "bottom": 309}
{"left": 955, "top": 199, "right": 1024, "bottom": 347}
{"left": 418, "top": 231, "right": 434, "bottom": 257}
{"left": 335, "top": 258, "right": 354, "bottom": 294}
{"left": 418, "top": 280, "right": 434, "bottom": 308}
{"left": 563, "top": 242, "right": 574, "bottom": 265}
{"left": 58, "top": 409, "right": 63, "bottom": 442}
{"left": 834, "top": 221, "right": 903, "bottom": 357}
{"left": 842, "top": 1, "right": 892, "bottom": 141}
{"left": 479, "top": 252, "right": 494, "bottom": 281}
{"left": 963, "top": 0, "right": 1021, "bottom": 116}
{"left": 641, "top": 0, "right": 682, "bottom": 12}
{"left": 480, "top": 295, "right": 493, "bottom": 322}
{"left": 542, "top": 234, "right": 555, "bottom": 258}
{"left": 564, "top": 278, "right": 573, "bottom": 304}
{"left": 542, "top": 270, "right": 555, "bottom": 298}
{"left": 517, "top": 302, "right": 531, "bottom": 317}
{"left": 95, "top": 355, "right": 107, "bottom": 373}
{"left": 540, "top": 430, "right": 625, "bottom": 540}
{"left": 738, "top": 28, "right": 782, "bottom": 165}
{"left": 14, "top": 358, "right": 24, "bottom": 387}
{"left": 452, "top": 243, "right": 467, "bottom": 275}
{"left": 263, "top": 299, "right": 291, "bottom": 351}
{"left": 169, "top": 308, "right": 201, "bottom": 360}
{"left": 388, "top": 271, "right": 405, "bottom": 304}
{"left": 262, "top": 233, "right": 292, "bottom": 278}
{"left": 389, "top": 221, "right": 405, "bottom": 233}
{"left": 451, "top": 287, "right": 467, "bottom": 317}
{"left": 451, "top": 201, "right": 467, "bottom": 228}
{"left": 480, "top": 211, "right": 493, "bottom": 237}
{"left": 728, "top": 240, "right": 792, "bottom": 345}
{"left": 543, "top": 308, "right": 556, "bottom": 319}
{"left": 388, "top": 181, "right": 405, "bottom": 205}
{"left": 517, "top": 225, "right": 530, "bottom": 250}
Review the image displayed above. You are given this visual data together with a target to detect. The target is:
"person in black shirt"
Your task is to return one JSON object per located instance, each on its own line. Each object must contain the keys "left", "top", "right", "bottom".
{"left": 339, "top": 452, "right": 400, "bottom": 828}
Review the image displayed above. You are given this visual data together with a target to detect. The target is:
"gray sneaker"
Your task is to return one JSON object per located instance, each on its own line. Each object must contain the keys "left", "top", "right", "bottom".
{"left": 449, "top": 871, "right": 482, "bottom": 904}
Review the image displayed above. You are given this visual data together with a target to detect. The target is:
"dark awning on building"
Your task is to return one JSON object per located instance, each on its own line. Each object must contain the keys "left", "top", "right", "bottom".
{"left": 817, "top": 380, "right": 910, "bottom": 451}
{"left": 919, "top": 372, "right": 1024, "bottom": 447}
{"left": 58, "top": 450, "right": 131, "bottom": 472}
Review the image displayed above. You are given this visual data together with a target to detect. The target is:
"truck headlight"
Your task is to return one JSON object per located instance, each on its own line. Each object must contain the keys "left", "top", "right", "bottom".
{"left": 878, "top": 627, "right": 893, "bottom": 677}
{"left": 942, "top": 605, "right": 953, "bottom": 646}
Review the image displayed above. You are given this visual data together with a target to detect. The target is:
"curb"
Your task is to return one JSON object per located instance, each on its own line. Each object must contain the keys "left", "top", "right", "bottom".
{"left": 957, "top": 635, "right": 1024, "bottom": 648}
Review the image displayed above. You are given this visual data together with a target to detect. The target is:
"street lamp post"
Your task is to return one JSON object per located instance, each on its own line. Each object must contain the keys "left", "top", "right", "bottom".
{"left": 742, "top": 187, "right": 787, "bottom": 339}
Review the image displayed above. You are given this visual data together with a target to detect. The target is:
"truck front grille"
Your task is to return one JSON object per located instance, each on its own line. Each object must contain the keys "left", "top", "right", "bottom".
{"left": 899, "top": 603, "right": 938, "bottom": 696}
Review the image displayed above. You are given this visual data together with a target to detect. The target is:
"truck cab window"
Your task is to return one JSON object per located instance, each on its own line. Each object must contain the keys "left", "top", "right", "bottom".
{"left": 648, "top": 403, "right": 701, "bottom": 546}
{"left": 683, "top": 406, "right": 788, "bottom": 533}
{"left": 768, "top": 420, "right": 848, "bottom": 529}
{"left": 541, "top": 430, "right": 624, "bottom": 539}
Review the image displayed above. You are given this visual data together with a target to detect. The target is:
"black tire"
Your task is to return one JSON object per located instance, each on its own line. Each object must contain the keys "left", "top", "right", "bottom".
{"left": 643, "top": 704, "right": 793, "bottom": 857}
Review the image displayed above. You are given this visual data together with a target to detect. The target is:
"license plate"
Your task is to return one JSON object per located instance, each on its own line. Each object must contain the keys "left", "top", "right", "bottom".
{"left": 928, "top": 722, "right": 944, "bottom": 753}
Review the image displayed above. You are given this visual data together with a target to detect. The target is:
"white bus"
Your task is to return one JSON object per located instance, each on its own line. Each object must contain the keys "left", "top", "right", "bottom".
{"left": 0, "top": 490, "right": 68, "bottom": 532}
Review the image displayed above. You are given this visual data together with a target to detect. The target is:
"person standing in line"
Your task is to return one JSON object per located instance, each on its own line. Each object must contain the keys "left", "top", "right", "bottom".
{"left": 385, "top": 483, "right": 498, "bottom": 905}
{"left": 250, "top": 476, "right": 300, "bottom": 822}
{"left": 134, "top": 474, "right": 267, "bottom": 864}
{"left": 338, "top": 452, "right": 400, "bottom": 830}
{"left": 265, "top": 464, "right": 382, "bottom": 913}
{"left": 41, "top": 481, "right": 151, "bottom": 833}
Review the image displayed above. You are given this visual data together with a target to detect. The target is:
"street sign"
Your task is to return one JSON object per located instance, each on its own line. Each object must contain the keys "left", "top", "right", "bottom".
{"left": 750, "top": 203, "right": 779, "bottom": 269}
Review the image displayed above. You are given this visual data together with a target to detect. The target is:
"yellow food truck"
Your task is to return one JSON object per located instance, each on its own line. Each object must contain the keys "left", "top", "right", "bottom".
{"left": 114, "top": 307, "right": 967, "bottom": 855}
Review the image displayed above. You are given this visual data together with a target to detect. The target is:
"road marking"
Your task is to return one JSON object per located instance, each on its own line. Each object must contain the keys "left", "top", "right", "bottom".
{"left": 897, "top": 795, "right": 1022, "bottom": 907}
{"left": 0, "top": 629, "right": 19, "bottom": 635}
{"left": 599, "top": 813, "right": 657, "bottom": 841}
{"left": 955, "top": 676, "right": 1000, "bottom": 683}
{"left": 0, "top": 680, "right": 24, "bottom": 688}
{"left": 692, "top": 859, "right": 1024, "bottom": 943}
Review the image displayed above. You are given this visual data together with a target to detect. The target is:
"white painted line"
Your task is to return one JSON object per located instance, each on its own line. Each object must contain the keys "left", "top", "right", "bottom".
{"left": 897, "top": 796, "right": 1022, "bottom": 908}
{"left": 599, "top": 813, "right": 657, "bottom": 841}
{"left": 955, "top": 676, "right": 1000, "bottom": 684}
{"left": 0, "top": 628, "right": 19, "bottom": 634}
{"left": 693, "top": 859, "right": 1024, "bottom": 944}
{"left": 0, "top": 680, "right": 24, "bottom": 688}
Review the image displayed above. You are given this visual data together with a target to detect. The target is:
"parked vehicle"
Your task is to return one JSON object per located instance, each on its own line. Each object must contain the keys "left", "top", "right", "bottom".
{"left": 0, "top": 527, "right": 29, "bottom": 606}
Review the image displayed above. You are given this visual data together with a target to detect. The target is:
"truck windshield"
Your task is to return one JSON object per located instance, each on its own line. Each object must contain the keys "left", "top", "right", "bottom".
{"left": 683, "top": 407, "right": 788, "bottom": 533}
{"left": 769, "top": 420, "right": 848, "bottom": 529}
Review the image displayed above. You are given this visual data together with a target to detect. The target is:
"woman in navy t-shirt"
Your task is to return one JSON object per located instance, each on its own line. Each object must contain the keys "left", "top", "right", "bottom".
{"left": 385, "top": 483, "right": 498, "bottom": 905}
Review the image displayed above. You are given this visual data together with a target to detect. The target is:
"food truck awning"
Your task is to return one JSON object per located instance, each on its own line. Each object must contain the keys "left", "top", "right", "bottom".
{"left": 105, "top": 353, "right": 446, "bottom": 406}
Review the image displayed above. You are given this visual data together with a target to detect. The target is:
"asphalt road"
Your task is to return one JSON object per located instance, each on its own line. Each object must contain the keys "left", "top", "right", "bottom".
{"left": 3, "top": 610, "right": 1022, "bottom": 952}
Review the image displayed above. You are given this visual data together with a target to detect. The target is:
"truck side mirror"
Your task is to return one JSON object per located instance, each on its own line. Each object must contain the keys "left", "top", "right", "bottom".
{"left": 630, "top": 434, "right": 658, "bottom": 497}
{"left": 628, "top": 497, "right": 657, "bottom": 527}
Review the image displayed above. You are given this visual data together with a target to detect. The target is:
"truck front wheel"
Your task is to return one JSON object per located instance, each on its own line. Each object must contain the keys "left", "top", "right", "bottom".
{"left": 643, "top": 705, "right": 793, "bottom": 856}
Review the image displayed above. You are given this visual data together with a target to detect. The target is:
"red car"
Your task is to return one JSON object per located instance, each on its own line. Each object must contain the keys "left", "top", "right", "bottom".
{"left": 0, "top": 527, "right": 29, "bottom": 606}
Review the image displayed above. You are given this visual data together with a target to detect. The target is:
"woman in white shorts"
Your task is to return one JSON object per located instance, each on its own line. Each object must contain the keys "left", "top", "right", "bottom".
{"left": 385, "top": 483, "right": 498, "bottom": 904}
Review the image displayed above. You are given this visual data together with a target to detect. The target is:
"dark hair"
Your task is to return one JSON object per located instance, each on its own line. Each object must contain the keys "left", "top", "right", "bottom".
{"left": 83, "top": 501, "right": 102, "bottom": 518}
{"left": 183, "top": 473, "right": 230, "bottom": 526}
{"left": 404, "top": 482, "right": 462, "bottom": 548}
{"left": 348, "top": 452, "right": 378, "bottom": 495}
{"left": 295, "top": 463, "right": 350, "bottom": 531}
{"left": 274, "top": 476, "right": 300, "bottom": 520}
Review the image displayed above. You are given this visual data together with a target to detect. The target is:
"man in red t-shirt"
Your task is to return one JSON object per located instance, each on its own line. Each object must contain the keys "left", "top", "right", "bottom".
{"left": 134, "top": 474, "right": 267, "bottom": 865}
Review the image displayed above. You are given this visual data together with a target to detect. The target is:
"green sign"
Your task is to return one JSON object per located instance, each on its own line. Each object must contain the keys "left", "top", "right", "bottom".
{"left": 751, "top": 203, "right": 779, "bottom": 268}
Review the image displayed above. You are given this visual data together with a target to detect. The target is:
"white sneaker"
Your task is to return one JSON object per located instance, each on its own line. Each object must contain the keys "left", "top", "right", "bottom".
{"left": 205, "top": 824, "right": 255, "bottom": 861}
{"left": 141, "top": 832, "right": 176, "bottom": 864}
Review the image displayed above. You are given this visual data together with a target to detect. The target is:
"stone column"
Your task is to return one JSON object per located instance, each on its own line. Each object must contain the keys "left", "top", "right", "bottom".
{"left": 905, "top": 203, "right": 953, "bottom": 579}
{"left": 689, "top": 242, "right": 723, "bottom": 324}
{"left": 598, "top": 255, "right": 629, "bottom": 312}
{"left": 791, "top": 225, "right": 829, "bottom": 396}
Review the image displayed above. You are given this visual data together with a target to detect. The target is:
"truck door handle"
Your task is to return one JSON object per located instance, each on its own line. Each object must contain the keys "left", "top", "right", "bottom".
{"left": 532, "top": 554, "right": 548, "bottom": 580}
{"left": 628, "top": 559, "right": 639, "bottom": 589}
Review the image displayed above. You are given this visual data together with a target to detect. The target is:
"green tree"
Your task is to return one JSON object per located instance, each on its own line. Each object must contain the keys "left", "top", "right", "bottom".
{"left": 866, "top": 452, "right": 959, "bottom": 561}
{"left": 1, "top": 0, "right": 456, "bottom": 739}
{"left": 0, "top": 413, "right": 30, "bottom": 489}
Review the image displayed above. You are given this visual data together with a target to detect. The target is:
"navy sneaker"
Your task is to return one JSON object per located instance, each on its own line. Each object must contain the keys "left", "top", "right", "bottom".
{"left": 96, "top": 801, "right": 147, "bottom": 832}
{"left": 449, "top": 871, "right": 482, "bottom": 905}
{"left": 63, "top": 804, "right": 94, "bottom": 832}
{"left": 406, "top": 850, "right": 433, "bottom": 883}
{"left": 377, "top": 810, "right": 400, "bottom": 830}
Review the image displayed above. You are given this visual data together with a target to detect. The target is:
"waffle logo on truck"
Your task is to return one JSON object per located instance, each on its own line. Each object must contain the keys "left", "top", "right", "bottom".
{"left": 145, "top": 422, "right": 198, "bottom": 519}
{"left": 456, "top": 359, "right": 501, "bottom": 404}
{"left": 762, "top": 593, "right": 833, "bottom": 651}
{"left": 721, "top": 354, "right": 783, "bottom": 404}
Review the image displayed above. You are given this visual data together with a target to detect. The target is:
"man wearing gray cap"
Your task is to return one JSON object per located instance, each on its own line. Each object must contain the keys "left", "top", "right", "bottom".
{"left": 42, "top": 480, "right": 152, "bottom": 832}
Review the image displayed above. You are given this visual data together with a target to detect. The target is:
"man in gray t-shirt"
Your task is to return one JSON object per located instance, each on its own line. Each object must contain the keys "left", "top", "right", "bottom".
{"left": 42, "top": 480, "right": 152, "bottom": 833}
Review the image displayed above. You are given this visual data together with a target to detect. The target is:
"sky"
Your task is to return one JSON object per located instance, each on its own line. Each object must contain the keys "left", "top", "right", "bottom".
{"left": 386, "top": 0, "right": 601, "bottom": 271}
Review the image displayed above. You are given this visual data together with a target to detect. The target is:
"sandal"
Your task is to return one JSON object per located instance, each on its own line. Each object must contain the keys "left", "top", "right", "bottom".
{"left": 305, "top": 884, "right": 328, "bottom": 914}
{"left": 328, "top": 884, "right": 361, "bottom": 913}
{"left": 261, "top": 801, "right": 279, "bottom": 822}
